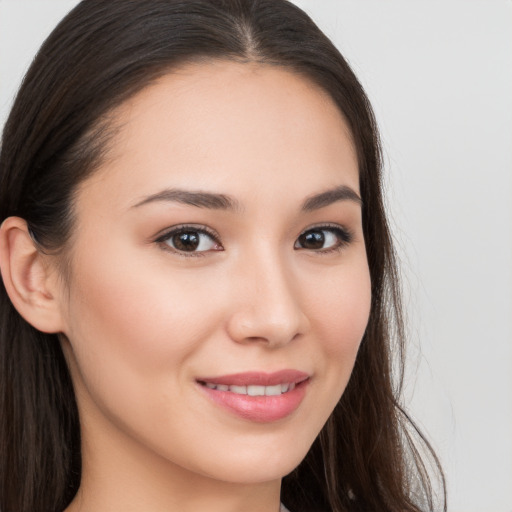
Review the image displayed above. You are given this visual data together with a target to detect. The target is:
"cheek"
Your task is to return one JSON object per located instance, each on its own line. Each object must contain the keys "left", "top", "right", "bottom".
{"left": 310, "top": 261, "right": 371, "bottom": 353}
{"left": 304, "top": 258, "right": 372, "bottom": 405}
{"left": 62, "top": 246, "right": 221, "bottom": 395}
{"left": 61, "top": 247, "right": 236, "bottom": 468}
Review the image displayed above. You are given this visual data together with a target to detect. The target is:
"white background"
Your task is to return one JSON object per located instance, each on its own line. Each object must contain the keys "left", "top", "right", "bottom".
{"left": 1, "top": 1, "right": 511, "bottom": 511}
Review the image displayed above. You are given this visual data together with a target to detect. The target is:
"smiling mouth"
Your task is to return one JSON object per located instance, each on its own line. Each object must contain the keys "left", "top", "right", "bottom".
{"left": 195, "top": 370, "right": 310, "bottom": 422}
{"left": 197, "top": 381, "right": 299, "bottom": 396}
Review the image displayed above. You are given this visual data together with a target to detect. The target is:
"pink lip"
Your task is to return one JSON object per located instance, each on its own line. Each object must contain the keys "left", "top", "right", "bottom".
{"left": 196, "top": 370, "right": 310, "bottom": 423}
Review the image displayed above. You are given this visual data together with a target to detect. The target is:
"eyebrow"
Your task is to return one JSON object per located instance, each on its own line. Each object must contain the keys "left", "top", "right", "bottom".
{"left": 301, "top": 185, "right": 362, "bottom": 211}
{"left": 131, "top": 184, "right": 361, "bottom": 212}
{"left": 132, "top": 189, "right": 242, "bottom": 212}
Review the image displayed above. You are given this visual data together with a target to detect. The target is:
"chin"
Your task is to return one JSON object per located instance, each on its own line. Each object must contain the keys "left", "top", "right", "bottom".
{"left": 202, "top": 454, "right": 305, "bottom": 485}
{"left": 183, "top": 430, "right": 316, "bottom": 485}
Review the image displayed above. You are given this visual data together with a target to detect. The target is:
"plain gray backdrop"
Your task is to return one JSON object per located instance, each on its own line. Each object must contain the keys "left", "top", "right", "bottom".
{"left": 1, "top": 1, "right": 511, "bottom": 511}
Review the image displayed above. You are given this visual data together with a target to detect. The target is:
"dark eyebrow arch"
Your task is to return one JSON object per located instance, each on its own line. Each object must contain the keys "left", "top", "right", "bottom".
{"left": 132, "top": 188, "right": 242, "bottom": 212}
{"left": 301, "top": 185, "right": 362, "bottom": 211}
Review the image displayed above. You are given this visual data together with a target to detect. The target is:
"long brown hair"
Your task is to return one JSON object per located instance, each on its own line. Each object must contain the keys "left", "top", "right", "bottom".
{"left": 0, "top": 1, "right": 446, "bottom": 511}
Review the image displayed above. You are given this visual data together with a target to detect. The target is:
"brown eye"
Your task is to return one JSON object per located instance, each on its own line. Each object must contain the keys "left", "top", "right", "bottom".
{"left": 172, "top": 231, "right": 202, "bottom": 251}
{"left": 294, "top": 226, "right": 352, "bottom": 252}
{"left": 158, "top": 227, "right": 221, "bottom": 253}
{"left": 297, "top": 230, "right": 326, "bottom": 250}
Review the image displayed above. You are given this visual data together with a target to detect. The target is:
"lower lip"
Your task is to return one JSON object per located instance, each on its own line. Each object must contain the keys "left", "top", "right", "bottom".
{"left": 198, "top": 380, "right": 308, "bottom": 423}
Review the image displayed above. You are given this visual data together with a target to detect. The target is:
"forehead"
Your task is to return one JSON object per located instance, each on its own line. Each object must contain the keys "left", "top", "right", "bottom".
{"left": 79, "top": 60, "right": 359, "bottom": 211}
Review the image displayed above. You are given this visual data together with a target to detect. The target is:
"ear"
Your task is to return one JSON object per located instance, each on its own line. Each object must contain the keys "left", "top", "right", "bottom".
{"left": 0, "top": 217, "right": 65, "bottom": 333}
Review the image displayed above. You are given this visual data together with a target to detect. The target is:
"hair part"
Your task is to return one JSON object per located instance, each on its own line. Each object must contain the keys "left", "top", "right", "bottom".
{"left": 0, "top": 1, "right": 446, "bottom": 511}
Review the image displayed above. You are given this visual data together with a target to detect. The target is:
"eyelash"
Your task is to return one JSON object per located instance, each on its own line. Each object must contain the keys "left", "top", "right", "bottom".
{"left": 155, "top": 223, "right": 353, "bottom": 258}
{"left": 296, "top": 223, "right": 354, "bottom": 254}
{"left": 155, "top": 224, "right": 222, "bottom": 258}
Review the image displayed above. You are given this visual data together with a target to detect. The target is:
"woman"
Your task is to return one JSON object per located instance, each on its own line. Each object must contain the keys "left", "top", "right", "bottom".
{"left": 0, "top": 1, "right": 445, "bottom": 511}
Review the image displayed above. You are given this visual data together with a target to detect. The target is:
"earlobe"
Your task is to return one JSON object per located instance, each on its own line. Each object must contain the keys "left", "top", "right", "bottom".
{"left": 0, "top": 217, "right": 65, "bottom": 333}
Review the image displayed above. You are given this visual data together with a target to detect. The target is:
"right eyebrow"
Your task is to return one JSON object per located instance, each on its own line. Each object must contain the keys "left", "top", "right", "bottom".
{"left": 131, "top": 188, "right": 243, "bottom": 212}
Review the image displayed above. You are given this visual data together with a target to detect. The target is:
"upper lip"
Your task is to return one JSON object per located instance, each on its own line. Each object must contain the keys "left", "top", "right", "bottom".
{"left": 196, "top": 369, "right": 310, "bottom": 387}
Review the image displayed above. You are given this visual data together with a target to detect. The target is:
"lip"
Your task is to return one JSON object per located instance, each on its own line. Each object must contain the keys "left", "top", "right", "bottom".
{"left": 196, "top": 370, "right": 310, "bottom": 423}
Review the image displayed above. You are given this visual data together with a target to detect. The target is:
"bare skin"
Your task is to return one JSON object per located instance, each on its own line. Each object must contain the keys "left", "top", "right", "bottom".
{"left": 0, "top": 61, "right": 371, "bottom": 512}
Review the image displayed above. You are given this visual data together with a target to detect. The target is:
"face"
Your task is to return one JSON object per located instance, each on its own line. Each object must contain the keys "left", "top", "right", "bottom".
{"left": 58, "top": 61, "right": 371, "bottom": 487}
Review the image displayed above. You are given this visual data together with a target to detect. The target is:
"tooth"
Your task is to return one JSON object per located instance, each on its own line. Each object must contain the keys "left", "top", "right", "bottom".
{"left": 265, "top": 384, "right": 282, "bottom": 396}
{"left": 229, "top": 385, "right": 247, "bottom": 394}
{"left": 247, "top": 385, "right": 265, "bottom": 396}
{"left": 217, "top": 384, "right": 229, "bottom": 391}
{"left": 280, "top": 383, "right": 289, "bottom": 393}
{"left": 206, "top": 383, "right": 216, "bottom": 389}
{"left": 289, "top": 382, "right": 296, "bottom": 391}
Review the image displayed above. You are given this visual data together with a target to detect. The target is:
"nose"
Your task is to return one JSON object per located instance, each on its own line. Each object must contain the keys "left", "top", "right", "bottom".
{"left": 225, "top": 251, "right": 310, "bottom": 348}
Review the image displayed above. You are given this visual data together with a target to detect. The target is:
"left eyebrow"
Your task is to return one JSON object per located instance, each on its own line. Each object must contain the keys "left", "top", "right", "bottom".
{"left": 301, "top": 185, "right": 362, "bottom": 211}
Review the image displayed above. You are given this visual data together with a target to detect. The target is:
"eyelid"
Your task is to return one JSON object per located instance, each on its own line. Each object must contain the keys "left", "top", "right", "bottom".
{"left": 154, "top": 223, "right": 223, "bottom": 257}
{"left": 295, "top": 223, "right": 354, "bottom": 253}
